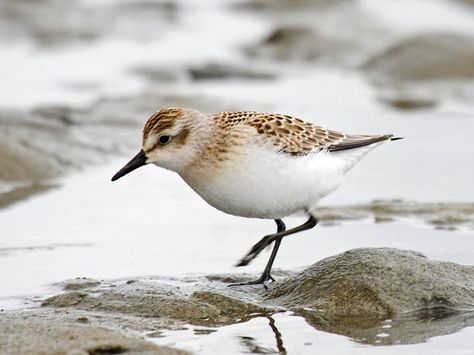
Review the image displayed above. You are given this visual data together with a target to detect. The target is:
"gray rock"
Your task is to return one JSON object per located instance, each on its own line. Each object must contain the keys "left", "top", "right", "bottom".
{"left": 0, "top": 184, "right": 54, "bottom": 210}
{"left": 131, "top": 65, "right": 184, "bottom": 83}
{"left": 364, "top": 33, "right": 474, "bottom": 81}
{"left": 381, "top": 96, "right": 438, "bottom": 111}
{"left": 0, "top": 0, "right": 178, "bottom": 46}
{"left": 235, "top": 0, "right": 352, "bottom": 11}
{"left": 266, "top": 248, "right": 474, "bottom": 319}
{"left": 0, "top": 106, "right": 120, "bottom": 186}
{"left": 61, "top": 277, "right": 101, "bottom": 291}
{"left": 42, "top": 282, "right": 270, "bottom": 327}
{"left": 0, "top": 137, "right": 58, "bottom": 182}
{"left": 188, "top": 62, "right": 275, "bottom": 81}
{"left": 318, "top": 200, "right": 474, "bottom": 232}
{"left": 0, "top": 108, "right": 74, "bottom": 185}
{"left": 245, "top": 25, "right": 346, "bottom": 62}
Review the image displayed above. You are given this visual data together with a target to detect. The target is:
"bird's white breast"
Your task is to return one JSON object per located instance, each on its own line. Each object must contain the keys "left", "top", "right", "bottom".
{"left": 180, "top": 142, "right": 376, "bottom": 219}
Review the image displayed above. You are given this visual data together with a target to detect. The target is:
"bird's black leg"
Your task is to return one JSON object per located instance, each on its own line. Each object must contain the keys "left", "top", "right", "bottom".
{"left": 260, "top": 219, "right": 286, "bottom": 282}
{"left": 237, "top": 215, "right": 318, "bottom": 268}
{"left": 230, "top": 219, "right": 286, "bottom": 286}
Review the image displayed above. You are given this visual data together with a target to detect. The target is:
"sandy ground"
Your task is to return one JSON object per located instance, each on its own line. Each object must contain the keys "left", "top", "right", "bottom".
{"left": 0, "top": 311, "right": 188, "bottom": 355}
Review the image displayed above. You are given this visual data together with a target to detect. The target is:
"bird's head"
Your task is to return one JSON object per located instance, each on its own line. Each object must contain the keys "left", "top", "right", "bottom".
{"left": 111, "top": 107, "right": 207, "bottom": 181}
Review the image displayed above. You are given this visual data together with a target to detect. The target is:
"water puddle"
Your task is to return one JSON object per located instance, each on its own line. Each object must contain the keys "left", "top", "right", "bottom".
{"left": 152, "top": 310, "right": 474, "bottom": 354}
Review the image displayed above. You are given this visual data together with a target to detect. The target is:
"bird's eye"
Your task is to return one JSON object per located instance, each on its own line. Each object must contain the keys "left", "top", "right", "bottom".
{"left": 159, "top": 135, "right": 171, "bottom": 145}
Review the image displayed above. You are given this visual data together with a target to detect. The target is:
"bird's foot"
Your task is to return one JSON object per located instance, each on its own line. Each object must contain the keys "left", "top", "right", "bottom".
{"left": 228, "top": 271, "right": 275, "bottom": 288}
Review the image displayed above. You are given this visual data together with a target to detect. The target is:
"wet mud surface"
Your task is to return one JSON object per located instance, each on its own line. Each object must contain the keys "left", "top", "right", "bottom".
{"left": 3, "top": 248, "right": 471, "bottom": 353}
{"left": 0, "top": 311, "right": 188, "bottom": 355}
{"left": 318, "top": 200, "right": 474, "bottom": 231}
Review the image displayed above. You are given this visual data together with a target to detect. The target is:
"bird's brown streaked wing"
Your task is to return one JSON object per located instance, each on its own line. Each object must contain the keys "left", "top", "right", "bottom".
{"left": 243, "top": 113, "right": 393, "bottom": 155}
{"left": 213, "top": 111, "right": 393, "bottom": 155}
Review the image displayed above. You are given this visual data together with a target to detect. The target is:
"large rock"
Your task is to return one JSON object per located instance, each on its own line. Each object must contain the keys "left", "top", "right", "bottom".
{"left": 266, "top": 248, "right": 474, "bottom": 319}
{"left": 364, "top": 33, "right": 474, "bottom": 81}
{"left": 245, "top": 25, "right": 347, "bottom": 62}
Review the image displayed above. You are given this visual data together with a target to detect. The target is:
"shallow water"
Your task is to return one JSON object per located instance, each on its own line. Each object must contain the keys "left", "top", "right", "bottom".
{"left": 0, "top": 162, "right": 473, "bottom": 354}
{"left": 1, "top": 0, "right": 474, "bottom": 353}
{"left": 152, "top": 311, "right": 474, "bottom": 355}
{"left": 0, "top": 162, "right": 473, "bottom": 302}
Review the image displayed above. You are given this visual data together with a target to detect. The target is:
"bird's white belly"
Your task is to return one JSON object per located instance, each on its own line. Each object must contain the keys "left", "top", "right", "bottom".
{"left": 181, "top": 146, "right": 349, "bottom": 219}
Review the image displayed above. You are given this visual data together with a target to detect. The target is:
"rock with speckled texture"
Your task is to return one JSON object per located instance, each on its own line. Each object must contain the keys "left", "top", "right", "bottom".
{"left": 266, "top": 248, "right": 474, "bottom": 319}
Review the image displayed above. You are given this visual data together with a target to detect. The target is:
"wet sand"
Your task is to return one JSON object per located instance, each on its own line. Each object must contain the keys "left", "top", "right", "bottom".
{"left": 0, "top": 310, "right": 187, "bottom": 354}
{"left": 3, "top": 247, "right": 473, "bottom": 354}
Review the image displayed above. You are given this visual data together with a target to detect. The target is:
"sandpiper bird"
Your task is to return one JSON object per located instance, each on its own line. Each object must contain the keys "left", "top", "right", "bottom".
{"left": 112, "top": 108, "right": 401, "bottom": 285}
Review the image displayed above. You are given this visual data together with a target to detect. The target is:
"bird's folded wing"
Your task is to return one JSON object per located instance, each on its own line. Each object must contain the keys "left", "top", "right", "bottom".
{"left": 233, "top": 112, "right": 391, "bottom": 156}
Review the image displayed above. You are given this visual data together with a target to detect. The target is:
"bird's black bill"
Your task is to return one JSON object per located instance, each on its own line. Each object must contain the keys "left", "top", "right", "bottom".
{"left": 111, "top": 150, "right": 147, "bottom": 181}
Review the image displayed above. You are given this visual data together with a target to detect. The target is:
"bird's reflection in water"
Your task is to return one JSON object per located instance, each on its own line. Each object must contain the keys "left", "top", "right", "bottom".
{"left": 237, "top": 315, "right": 287, "bottom": 354}
{"left": 267, "top": 315, "right": 287, "bottom": 354}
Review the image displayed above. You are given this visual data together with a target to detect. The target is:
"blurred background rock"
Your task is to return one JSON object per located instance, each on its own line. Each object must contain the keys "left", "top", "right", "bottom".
{"left": 1, "top": 0, "right": 473, "bottom": 204}
{"left": 1, "top": 2, "right": 474, "bottom": 352}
